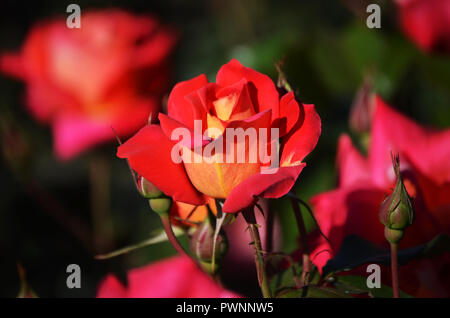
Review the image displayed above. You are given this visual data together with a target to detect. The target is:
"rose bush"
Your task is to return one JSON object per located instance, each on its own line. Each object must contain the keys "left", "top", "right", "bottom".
{"left": 309, "top": 96, "right": 450, "bottom": 297}
{"left": 118, "top": 59, "right": 321, "bottom": 213}
{"left": 97, "top": 256, "right": 238, "bottom": 297}
{"left": 0, "top": 10, "right": 177, "bottom": 159}
{"left": 395, "top": 0, "right": 450, "bottom": 54}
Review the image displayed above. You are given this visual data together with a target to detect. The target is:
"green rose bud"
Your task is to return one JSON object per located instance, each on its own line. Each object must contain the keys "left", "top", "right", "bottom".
{"left": 384, "top": 228, "right": 404, "bottom": 244}
{"left": 149, "top": 197, "right": 172, "bottom": 216}
{"left": 189, "top": 218, "right": 228, "bottom": 273}
{"left": 379, "top": 155, "right": 415, "bottom": 244}
{"left": 138, "top": 175, "right": 163, "bottom": 199}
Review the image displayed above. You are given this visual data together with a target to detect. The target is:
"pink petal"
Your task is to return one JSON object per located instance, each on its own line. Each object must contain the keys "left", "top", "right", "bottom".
{"left": 370, "top": 96, "right": 450, "bottom": 187}
{"left": 337, "top": 134, "right": 370, "bottom": 187}
{"left": 97, "top": 256, "right": 239, "bottom": 298}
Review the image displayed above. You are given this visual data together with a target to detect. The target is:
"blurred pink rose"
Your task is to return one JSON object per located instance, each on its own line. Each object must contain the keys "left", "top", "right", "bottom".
{"left": 309, "top": 96, "right": 450, "bottom": 297}
{"left": 0, "top": 10, "right": 177, "bottom": 159}
{"left": 396, "top": 0, "right": 450, "bottom": 53}
{"left": 97, "top": 256, "right": 239, "bottom": 298}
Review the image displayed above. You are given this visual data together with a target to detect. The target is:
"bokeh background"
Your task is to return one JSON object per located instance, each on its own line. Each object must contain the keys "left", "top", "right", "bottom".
{"left": 1, "top": 0, "right": 449, "bottom": 297}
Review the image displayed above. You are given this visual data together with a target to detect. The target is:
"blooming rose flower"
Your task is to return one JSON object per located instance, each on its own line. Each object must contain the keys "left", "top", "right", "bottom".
{"left": 310, "top": 96, "right": 450, "bottom": 297}
{"left": 118, "top": 59, "right": 321, "bottom": 213}
{"left": 0, "top": 10, "right": 177, "bottom": 159}
{"left": 395, "top": 0, "right": 450, "bottom": 53}
{"left": 97, "top": 255, "right": 238, "bottom": 298}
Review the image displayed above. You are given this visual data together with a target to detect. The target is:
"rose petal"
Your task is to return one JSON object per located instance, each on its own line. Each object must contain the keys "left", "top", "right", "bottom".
{"left": 117, "top": 125, "right": 205, "bottom": 205}
{"left": 370, "top": 96, "right": 450, "bottom": 187}
{"left": 159, "top": 113, "right": 210, "bottom": 148}
{"left": 222, "top": 163, "right": 306, "bottom": 213}
{"left": 182, "top": 110, "right": 272, "bottom": 199}
{"left": 97, "top": 256, "right": 239, "bottom": 298}
{"left": 280, "top": 104, "right": 321, "bottom": 165}
{"left": 168, "top": 74, "right": 209, "bottom": 128}
{"left": 214, "top": 79, "right": 256, "bottom": 121}
{"left": 216, "top": 59, "right": 279, "bottom": 118}
{"left": 337, "top": 134, "right": 370, "bottom": 187}
{"left": 278, "top": 91, "right": 301, "bottom": 135}
{"left": 131, "top": 25, "right": 178, "bottom": 68}
{"left": 310, "top": 186, "right": 387, "bottom": 271}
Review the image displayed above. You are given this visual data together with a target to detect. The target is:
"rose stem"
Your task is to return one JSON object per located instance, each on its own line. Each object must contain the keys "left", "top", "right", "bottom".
{"left": 243, "top": 209, "right": 272, "bottom": 298}
{"left": 265, "top": 207, "right": 274, "bottom": 253}
{"left": 390, "top": 242, "right": 399, "bottom": 298}
{"left": 160, "top": 214, "right": 188, "bottom": 256}
{"left": 290, "top": 198, "right": 311, "bottom": 286}
{"left": 160, "top": 213, "right": 215, "bottom": 279}
{"left": 89, "top": 154, "right": 114, "bottom": 253}
{"left": 249, "top": 224, "right": 272, "bottom": 298}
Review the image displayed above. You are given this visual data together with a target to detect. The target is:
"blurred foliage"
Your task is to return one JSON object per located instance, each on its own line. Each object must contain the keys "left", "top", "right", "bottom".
{"left": 0, "top": 0, "right": 449, "bottom": 297}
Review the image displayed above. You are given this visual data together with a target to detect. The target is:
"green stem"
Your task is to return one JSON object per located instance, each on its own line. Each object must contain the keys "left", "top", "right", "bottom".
{"left": 248, "top": 223, "right": 272, "bottom": 298}
{"left": 157, "top": 206, "right": 211, "bottom": 277}
{"left": 160, "top": 214, "right": 188, "bottom": 256}
{"left": 390, "top": 242, "right": 399, "bottom": 298}
{"left": 290, "top": 198, "right": 311, "bottom": 286}
{"left": 265, "top": 208, "right": 274, "bottom": 253}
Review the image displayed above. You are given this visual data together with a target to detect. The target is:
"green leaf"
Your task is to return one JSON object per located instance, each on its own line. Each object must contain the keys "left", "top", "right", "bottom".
{"left": 323, "top": 234, "right": 450, "bottom": 275}
{"left": 331, "top": 275, "right": 413, "bottom": 298}
{"left": 277, "top": 286, "right": 353, "bottom": 298}
{"left": 270, "top": 263, "right": 301, "bottom": 292}
{"left": 270, "top": 257, "right": 321, "bottom": 294}
{"left": 305, "top": 286, "right": 353, "bottom": 298}
{"left": 95, "top": 227, "right": 185, "bottom": 260}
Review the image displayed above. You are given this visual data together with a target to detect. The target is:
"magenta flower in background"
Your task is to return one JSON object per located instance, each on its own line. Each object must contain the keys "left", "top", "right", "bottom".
{"left": 395, "top": 0, "right": 450, "bottom": 54}
{"left": 0, "top": 9, "right": 177, "bottom": 159}
{"left": 309, "top": 96, "right": 450, "bottom": 297}
{"left": 97, "top": 256, "right": 239, "bottom": 298}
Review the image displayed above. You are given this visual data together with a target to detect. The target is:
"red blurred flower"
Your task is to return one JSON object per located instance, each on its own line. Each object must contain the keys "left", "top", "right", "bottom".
{"left": 118, "top": 59, "right": 321, "bottom": 213}
{"left": 395, "top": 0, "right": 450, "bottom": 53}
{"left": 310, "top": 96, "right": 450, "bottom": 297}
{"left": 0, "top": 10, "right": 177, "bottom": 159}
{"left": 97, "top": 255, "right": 238, "bottom": 298}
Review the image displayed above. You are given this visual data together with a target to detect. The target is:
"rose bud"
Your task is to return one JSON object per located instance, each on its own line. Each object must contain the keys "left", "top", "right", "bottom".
{"left": 349, "top": 78, "right": 375, "bottom": 134}
{"left": 137, "top": 175, "right": 163, "bottom": 199}
{"left": 136, "top": 175, "right": 171, "bottom": 216}
{"left": 149, "top": 197, "right": 172, "bottom": 216}
{"left": 379, "top": 155, "right": 415, "bottom": 243}
{"left": 189, "top": 218, "right": 228, "bottom": 273}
